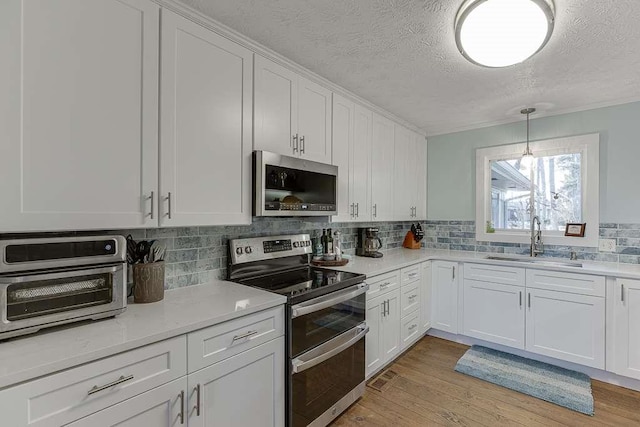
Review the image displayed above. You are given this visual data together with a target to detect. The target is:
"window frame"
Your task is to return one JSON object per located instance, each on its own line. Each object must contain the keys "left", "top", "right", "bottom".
{"left": 475, "top": 133, "right": 599, "bottom": 247}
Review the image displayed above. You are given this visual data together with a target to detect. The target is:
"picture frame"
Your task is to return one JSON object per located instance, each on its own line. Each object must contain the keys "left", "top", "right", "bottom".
{"left": 565, "top": 223, "right": 586, "bottom": 237}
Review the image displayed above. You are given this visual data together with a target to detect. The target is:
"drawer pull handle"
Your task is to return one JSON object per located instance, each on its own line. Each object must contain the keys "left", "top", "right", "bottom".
{"left": 409, "top": 294, "right": 418, "bottom": 301}
{"left": 380, "top": 282, "right": 391, "bottom": 289}
{"left": 408, "top": 273, "right": 418, "bottom": 278}
{"left": 87, "top": 374, "right": 134, "bottom": 395}
{"left": 232, "top": 330, "right": 259, "bottom": 342}
{"left": 194, "top": 383, "right": 201, "bottom": 416}
{"left": 409, "top": 324, "right": 417, "bottom": 331}
{"left": 179, "top": 390, "right": 185, "bottom": 424}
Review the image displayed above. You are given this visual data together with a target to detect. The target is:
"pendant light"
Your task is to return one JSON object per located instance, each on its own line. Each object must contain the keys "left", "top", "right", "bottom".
{"left": 455, "top": 0, "right": 555, "bottom": 67}
{"left": 521, "top": 107, "right": 535, "bottom": 168}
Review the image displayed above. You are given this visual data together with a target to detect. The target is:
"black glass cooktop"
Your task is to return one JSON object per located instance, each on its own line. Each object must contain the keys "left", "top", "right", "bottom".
{"left": 237, "top": 267, "right": 365, "bottom": 303}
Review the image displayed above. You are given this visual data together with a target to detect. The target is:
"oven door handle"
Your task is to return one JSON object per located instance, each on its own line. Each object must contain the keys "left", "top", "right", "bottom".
{"left": 291, "top": 323, "right": 369, "bottom": 374}
{"left": 291, "top": 283, "right": 369, "bottom": 318}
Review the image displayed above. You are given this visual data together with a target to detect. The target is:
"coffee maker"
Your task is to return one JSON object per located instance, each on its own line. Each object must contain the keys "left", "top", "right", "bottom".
{"left": 356, "top": 227, "right": 384, "bottom": 258}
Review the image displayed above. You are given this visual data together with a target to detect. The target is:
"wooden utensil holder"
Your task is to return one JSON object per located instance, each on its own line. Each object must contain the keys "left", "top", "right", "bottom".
{"left": 132, "top": 261, "right": 165, "bottom": 303}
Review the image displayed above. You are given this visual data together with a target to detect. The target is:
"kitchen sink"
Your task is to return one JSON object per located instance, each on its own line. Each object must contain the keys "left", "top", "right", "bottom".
{"left": 485, "top": 255, "right": 583, "bottom": 268}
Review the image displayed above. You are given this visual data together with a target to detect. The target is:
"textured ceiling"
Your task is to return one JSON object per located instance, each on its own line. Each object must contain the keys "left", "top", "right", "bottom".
{"left": 180, "top": 0, "right": 640, "bottom": 136}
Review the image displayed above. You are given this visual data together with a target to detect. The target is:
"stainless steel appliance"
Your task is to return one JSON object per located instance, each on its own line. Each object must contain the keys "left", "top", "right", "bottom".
{"left": 228, "top": 234, "right": 368, "bottom": 427}
{"left": 356, "top": 227, "right": 384, "bottom": 258}
{"left": 254, "top": 151, "right": 339, "bottom": 216}
{"left": 0, "top": 236, "right": 127, "bottom": 340}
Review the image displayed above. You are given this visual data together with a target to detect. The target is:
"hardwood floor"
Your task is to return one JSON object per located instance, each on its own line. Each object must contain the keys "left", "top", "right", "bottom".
{"left": 331, "top": 336, "right": 640, "bottom": 426}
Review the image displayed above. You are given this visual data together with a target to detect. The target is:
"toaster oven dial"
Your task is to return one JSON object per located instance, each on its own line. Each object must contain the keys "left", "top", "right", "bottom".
{"left": 235, "top": 247, "right": 243, "bottom": 255}
{"left": 293, "top": 242, "right": 300, "bottom": 248}
{"left": 245, "top": 246, "right": 253, "bottom": 254}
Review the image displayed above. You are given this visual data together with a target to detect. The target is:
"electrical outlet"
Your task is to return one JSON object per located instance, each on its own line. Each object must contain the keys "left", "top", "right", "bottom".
{"left": 599, "top": 239, "right": 616, "bottom": 252}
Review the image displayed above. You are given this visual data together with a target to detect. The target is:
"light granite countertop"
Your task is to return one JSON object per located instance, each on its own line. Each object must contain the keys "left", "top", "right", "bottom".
{"left": 335, "top": 248, "right": 640, "bottom": 280}
{"left": 0, "top": 281, "right": 286, "bottom": 390}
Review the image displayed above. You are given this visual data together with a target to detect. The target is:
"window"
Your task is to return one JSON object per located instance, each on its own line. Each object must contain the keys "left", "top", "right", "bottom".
{"left": 476, "top": 134, "right": 599, "bottom": 247}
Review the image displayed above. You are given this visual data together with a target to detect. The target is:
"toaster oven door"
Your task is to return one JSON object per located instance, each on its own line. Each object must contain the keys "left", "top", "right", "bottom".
{"left": 0, "top": 264, "right": 126, "bottom": 336}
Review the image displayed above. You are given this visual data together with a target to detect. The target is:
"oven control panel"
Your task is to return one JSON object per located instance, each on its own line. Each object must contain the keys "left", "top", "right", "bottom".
{"left": 229, "top": 234, "right": 312, "bottom": 264}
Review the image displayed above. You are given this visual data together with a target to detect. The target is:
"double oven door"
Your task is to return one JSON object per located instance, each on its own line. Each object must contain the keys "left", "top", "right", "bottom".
{"left": 289, "top": 283, "right": 369, "bottom": 427}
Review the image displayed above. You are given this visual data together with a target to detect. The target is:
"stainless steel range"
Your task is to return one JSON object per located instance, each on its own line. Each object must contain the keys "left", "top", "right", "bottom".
{"left": 228, "top": 234, "right": 368, "bottom": 427}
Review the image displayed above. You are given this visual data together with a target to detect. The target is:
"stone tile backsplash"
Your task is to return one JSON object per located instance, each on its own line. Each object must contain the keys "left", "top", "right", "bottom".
{"left": 0, "top": 218, "right": 416, "bottom": 290}
{"left": 423, "top": 220, "right": 640, "bottom": 264}
{"left": 4, "top": 219, "right": 638, "bottom": 290}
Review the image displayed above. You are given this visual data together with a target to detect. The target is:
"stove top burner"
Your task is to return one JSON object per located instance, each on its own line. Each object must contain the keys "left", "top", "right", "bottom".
{"left": 236, "top": 267, "right": 364, "bottom": 302}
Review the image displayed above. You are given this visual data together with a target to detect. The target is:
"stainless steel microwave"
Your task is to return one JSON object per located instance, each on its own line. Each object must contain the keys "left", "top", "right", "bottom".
{"left": 254, "top": 151, "right": 338, "bottom": 217}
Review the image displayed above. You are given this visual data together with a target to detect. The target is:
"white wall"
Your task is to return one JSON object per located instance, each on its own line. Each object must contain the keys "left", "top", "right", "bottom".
{"left": 427, "top": 101, "right": 640, "bottom": 222}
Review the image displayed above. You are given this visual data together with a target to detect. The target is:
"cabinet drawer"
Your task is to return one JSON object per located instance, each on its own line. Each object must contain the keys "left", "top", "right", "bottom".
{"left": 464, "top": 263, "right": 525, "bottom": 287}
{"left": 401, "top": 265, "right": 421, "bottom": 285}
{"left": 401, "top": 311, "right": 421, "bottom": 350}
{"left": 0, "top": 336, "right": 187, "bottom": 427}
{"left": 187, "top": 306, "right": 284, "bottom": 373}
{"left": 526, "top": 269, "right": 605, "bottom": 297}
{"left": 401, "top": 282, "right": 421, "bottom": 317}
{"left": 366, "top": 270, "right": 401, "bottom": 300}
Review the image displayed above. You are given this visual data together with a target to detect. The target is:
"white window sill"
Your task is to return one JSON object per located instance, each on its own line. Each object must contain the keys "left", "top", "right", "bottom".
{"left": 477, "top": 229, "right": 598, "bottom": 248}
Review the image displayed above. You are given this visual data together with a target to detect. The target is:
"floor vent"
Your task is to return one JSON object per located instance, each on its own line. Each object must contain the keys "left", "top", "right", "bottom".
{"left": 366, "top": 369, "right": 398, "bottom": 392}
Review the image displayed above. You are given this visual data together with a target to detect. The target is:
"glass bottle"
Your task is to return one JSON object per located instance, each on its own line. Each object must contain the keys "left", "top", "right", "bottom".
{"left": 334, "top": 231, "right": 342, "bottom": 261}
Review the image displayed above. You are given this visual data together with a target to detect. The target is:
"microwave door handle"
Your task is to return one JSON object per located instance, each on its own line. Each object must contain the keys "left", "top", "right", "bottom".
{"left": 291, "top": 283, "right": 369, "bottom": 318}
{"left": 291, "top": 324, "right": 369, "bottom": 374}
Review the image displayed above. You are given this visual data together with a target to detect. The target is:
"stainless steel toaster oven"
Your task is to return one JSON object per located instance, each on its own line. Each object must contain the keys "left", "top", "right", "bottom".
{"left": 0, "top": 235, "right": 127, "bottom": 340}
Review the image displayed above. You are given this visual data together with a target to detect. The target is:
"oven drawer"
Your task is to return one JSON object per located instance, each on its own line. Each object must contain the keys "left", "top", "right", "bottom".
{"left": 366, "top": 271, "right": 400, "bottom": 300}
{"left": 401, "top": 282, "right": 421, "bottom": 317}
{"left": 401, "top": 265, "right": 421, "bottom": 285}
{"left": 187, "top": 306, "right": 284, "bottom": 373}
{"left": 0, "top": 336, "right": 186, "bottom": 427}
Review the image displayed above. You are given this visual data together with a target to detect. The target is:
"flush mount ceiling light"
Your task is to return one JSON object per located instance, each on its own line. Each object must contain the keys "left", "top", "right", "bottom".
{"left": 455, "top": 0, "right": 555, "bottom": 67}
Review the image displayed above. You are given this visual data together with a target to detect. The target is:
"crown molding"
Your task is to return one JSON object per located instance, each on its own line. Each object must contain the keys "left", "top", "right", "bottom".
{"left": 154, "top": 0, "right": 426, "bottom": 136}
{"left": 425, "top": 97, "right": 640, "bottom": 138}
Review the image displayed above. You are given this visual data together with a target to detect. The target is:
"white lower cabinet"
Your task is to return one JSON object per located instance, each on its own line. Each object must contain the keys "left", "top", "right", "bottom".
{"left": 0, "top": 307, "right": 285, "bottom": 427}
{"left": 526, "top": 288, "right": 605, "bottom": 369}
{"left": 611, "top": 278, "right": 640, "bottom": 380}
{"left": 431, "top": 261, "right": 459, "bottom": 334}
{"left": 187, "top": 337, "right": 285, "bottom": 427}
{"left": 420, "top": 262, "right": 432, "bottom": 333}
{"left": 463, "top": 279, "right": 525, "bottom": 349}
{"left": 366, "top": 287, "right": 401, "bottom": 378}
{"left": 67, "top": 378, "right": 187, "bottom": 427}
{"left": 401, "top": 311, "right": 421, "bottom": 350}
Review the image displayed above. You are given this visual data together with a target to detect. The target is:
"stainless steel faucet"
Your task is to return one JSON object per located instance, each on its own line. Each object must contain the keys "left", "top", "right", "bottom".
{"left": 530, "top": 215, "right": 544, "bottom": 257}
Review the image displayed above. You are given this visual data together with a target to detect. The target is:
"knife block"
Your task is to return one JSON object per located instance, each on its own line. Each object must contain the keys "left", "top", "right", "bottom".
{"left": 402, "top": 231, "right": 422, "bottom": 249}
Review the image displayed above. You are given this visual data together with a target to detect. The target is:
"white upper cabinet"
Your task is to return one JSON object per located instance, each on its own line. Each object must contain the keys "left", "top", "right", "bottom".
{"left": 415, "top": 132, "right": 428, "bottom": 221}
{"left": 332, "top": 94, "right": 355, "bottom": 222}
{"left": 298, "top": 78, "right": 332, "bottom": 163}
{"left": 352, "top": 105, "right": 373, "bottom": 221}
{"left": 394, "top": 126, "right": 427, "bottom": 221}
{"left": 254, "top": 56, "right": 331, "bottom": 164}
{"left": 371, "top": 114, "right": 395, "bottom": 221}
{"left": 0, "top": 0, "right": 160, "bottom": 232}
{"left": 254, "top": 56, "right": 298, "bottom": 157}
{"left": 160, "top": 10, "right": 252, "bottom": 226}
{"left": 393, "top": 125, "right": 416, "bottom": 221}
